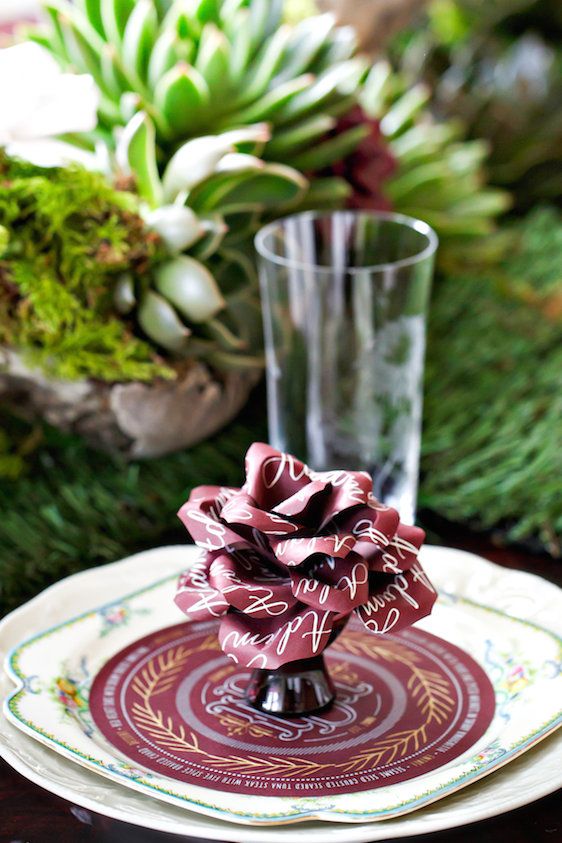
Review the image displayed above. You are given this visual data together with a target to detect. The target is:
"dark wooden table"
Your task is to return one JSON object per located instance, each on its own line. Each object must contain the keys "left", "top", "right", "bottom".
{"left": 2, "top": 532, "right": 561, "bottom": 842}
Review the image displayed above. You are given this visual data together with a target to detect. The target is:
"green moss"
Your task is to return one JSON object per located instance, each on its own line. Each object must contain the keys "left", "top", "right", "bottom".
{"left": 0, "top": 153, "right": 173, "bottom": 382}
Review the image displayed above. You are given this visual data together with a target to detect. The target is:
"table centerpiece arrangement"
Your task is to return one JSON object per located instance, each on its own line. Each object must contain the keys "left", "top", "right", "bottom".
{"left": 0, "top": 0, "right": 507, "bottom": 458}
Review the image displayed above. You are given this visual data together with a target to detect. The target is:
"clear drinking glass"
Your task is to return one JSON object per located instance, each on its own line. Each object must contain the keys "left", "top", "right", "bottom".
{"left": 255, "top": 210, "right": 438, "bottom": 523}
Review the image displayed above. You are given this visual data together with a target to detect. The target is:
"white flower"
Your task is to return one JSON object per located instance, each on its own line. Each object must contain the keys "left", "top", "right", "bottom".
{"left": 0, "top": 42, "right": 99, "bottom": 168}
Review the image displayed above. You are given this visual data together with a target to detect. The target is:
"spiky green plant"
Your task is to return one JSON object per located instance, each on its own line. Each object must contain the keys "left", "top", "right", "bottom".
{"left": 29, "top": 0, "right": 373, "bottom": 361}
{"left": 29, "top": 0, "right": 508, "bottom": 361}
{"left": 359, "top": 61, "right": 510, "bottom": 238}
{"left": 40, "top": 0, "right": 365, "bottom": 166}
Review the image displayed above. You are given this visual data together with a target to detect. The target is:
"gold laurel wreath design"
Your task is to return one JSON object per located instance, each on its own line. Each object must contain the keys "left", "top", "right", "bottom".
{"left": 130, "top": 640, "right": 326, "bottom": 777}
{"left": 333, "top": 635, "right": 455, "bottom": 773}
{"left": 328, "top": 662, "right": 360, "bottom": 685}
{"left": 129, "top": 634, "right": 455, "bottom": 778}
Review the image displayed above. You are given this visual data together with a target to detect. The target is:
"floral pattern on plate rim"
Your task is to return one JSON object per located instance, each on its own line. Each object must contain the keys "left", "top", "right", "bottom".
{"left": 3, "top": 571, "right": 562, "bottom": 825}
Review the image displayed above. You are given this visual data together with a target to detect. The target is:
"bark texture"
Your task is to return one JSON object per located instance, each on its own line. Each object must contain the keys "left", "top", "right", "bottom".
{"left": 0, "top": 350, "right": 260, "bottom": 458}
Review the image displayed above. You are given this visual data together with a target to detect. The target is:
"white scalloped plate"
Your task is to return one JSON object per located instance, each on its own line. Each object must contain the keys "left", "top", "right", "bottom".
{"left": 1, "top": 546, "right": 561, "bottom": 838}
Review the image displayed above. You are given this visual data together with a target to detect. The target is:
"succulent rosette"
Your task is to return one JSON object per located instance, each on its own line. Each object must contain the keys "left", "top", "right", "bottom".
{"left": 175, "top": 443, "right": 437, "bottom": 668}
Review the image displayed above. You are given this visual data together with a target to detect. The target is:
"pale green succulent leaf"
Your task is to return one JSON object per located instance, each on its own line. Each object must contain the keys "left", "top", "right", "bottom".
{"left": 194, "top": 23, "right": 231, "bottom": 95}
{"left": 226, "top": 74, "right": 313, "bottom": 124}
{"left": 77, "top": 0, "right": 105, "bottom": 37}
{"left": 229, "top": 9, "right": 252, "bottom": 82}
{"left": 219, "top": 124, "right": 272, "bottom": 145}
{"left": 219, "top": 0, "right": 247, "bottom": 29}
{"left": 313, "top": 25, "right": 356, "bottom": 73}
{"left": 296, "top": 177, "right": 351, "bottom": 211}
{"left": 241, "top": 24, "right": 292, "bottom": 102}
{"left": 321, "top": 94, "right": 358, "bottom": 121}
{"left": 147, "top": 29, "right": 180, "bottom": 87}
{"left": 360, "top": 61, "right": 394, "bottom": 119}
{"left": 121, "top": 0, "right": 158, "bottom": 83}
{"left": 154, "top": 63, "right": 210, "bottom": 136}
{"left": 190, "top": 163, "right": 308, "bottom": 214}
{"left": 291, "top": 124, "right": 369, "bottom": 171}
{"left": 100, "top": 44, "right": 130, "bottom": 97}
{"left": 380, "top": 84, "right": 432, "bottom": 138}
{"left": 273, "top": 13, "right": 335, "bottom": 85}
{"left": 274, "top": 59, "right": 367, "bottom": 124}
{"left": 144, "top": 204, "right": 205, "bottom": 252}
{"left": 51, "top": 0, "right": 146, "bottom": 95}
{"left": 249, "top": 0, "right": 284, "bottom": 50}
{"left": 394, "top": 172, "right": 479, "bottom": 210}
{"left": 23, "top": 29, "right": 59, "bottom": 58}
{"left": 176, "top": 35, "right": 197, "bottom": 65}
{"left": 445, "top": 141, "right": 490, "bottom": 176}
{"left": 119, "top": 91, "right": 142, "bottom": 122}
{"left": 398, "top": 209, "right": 493, "bottom": 238}
{"left": 154, "top": 0, "right": 175, "bottom": 17}
{"left": 206, "top": 349, "right": 264, "bottom": 370}
{"left": 118, "top": 111, "right": 163, "bottom": 207}
{"left": 390, "top": 121, "right": 463, "bottom": 164}
{"left": 138, "top": 289, "right": 191, "bottom": 352}
{"left": 100, "top": 0, "right": 136, "bottom": 45}
{"left": 45, "top": 1, "right": 111, "bottom": 85}
{"left": 385, "top": 161, "right": 454, "bottom": 203}
{"left": 161, "top": 2, "right": 202, "bottom": 40}
{"left": 59, "top": 15, "right": 109, "bottom": 94}
{"left": 265, "top": 114, "right": 336, "bottom": 158}
{"left": 190, "top": 213, "right": 228, "bottom": 259}
{"left": 187, "top": 170, "right": 254, "bottom": 212}
{"left": 446, "top": 191, "right": 512, "bottom": 219}
{"left": 215, "top": 153, "right": 264, "bottom": 173}
{"left": 203, "top": 317, "right": 247, "bottom": 351}
{"left": 45, "top": 8, "right": 72, "bottom": 62}
{"left": 214, "top": 123, "right": 271, "bottom": 154}
{"left": 113, "top": 273, "right": 136, "bottom": 314}
{"left": 162, "top": 134, "right": 234, "bottom": 201}
{"left": 194, "top": 0, "right": 222, "bottom": 25}
{"left": 155, "top": 255, "right": 225, "bottom": 323}
{"left": 98, "top": 94, "right": 122, "bottom": 126}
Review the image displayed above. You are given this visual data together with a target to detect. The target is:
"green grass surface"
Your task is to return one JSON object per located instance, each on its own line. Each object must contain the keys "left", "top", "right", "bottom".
{"left": 0, "top": 414, "right": 264, "bottom": 616}
{"left": 421, "top": 210, "right": 562, "bottom": 554}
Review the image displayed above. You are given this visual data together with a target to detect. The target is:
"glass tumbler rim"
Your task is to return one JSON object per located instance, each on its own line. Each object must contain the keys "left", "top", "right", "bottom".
{"left": 254, "top": 209, "right": 438, "bottom": 275}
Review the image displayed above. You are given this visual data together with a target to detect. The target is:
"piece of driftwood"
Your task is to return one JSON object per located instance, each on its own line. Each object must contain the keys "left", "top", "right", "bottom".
{"left": 317, "top": 0, "right": 429, "bottom": 54}
{"left": 0, "top": 350, "right": 260, "bottom": 459}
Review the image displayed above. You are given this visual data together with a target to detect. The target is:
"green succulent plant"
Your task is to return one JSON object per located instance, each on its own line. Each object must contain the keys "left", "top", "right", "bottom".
{"left": 360, "top": 61, "right": 510, "bottom": 238}
{"left": 31, "top": 0, "right": 508, "bottom": 365}
{"left": 110, "top": 118, "right": 302, "bottom": 366}
{"left": 33, "top": 0, "right": 368, "bottom": 362}
{"left": 41, "top": 0, "right": 364, "bottom": 155}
